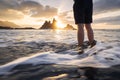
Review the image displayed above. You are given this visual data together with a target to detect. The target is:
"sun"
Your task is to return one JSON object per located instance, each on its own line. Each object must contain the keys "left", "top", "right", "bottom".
{"left": 56, "top": 21, "right": 65, "bottom": 29}
{"left": 53, "top": 16, "right": 66, "bottom": 29}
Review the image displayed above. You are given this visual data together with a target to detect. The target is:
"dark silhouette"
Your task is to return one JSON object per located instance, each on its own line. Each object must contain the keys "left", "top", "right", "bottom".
{"left": 73, "top": 0, "right": 96, "bottom": 53}
{"left": 40, "top": 18, "right": 75, "bottom": 30}
{"left": 0, "top": 26, "right": 13, "bottom": 29}
{"left": 40, "top": 18, "right": 57, "bottom": 29}
{"left": 40, "top": 20, "right": 52, "bottom": 29}
{"left": 0, "top": 20, "right": 20, "bottom": 28}
{"left": 0, "top": 26, "right": 35, "bottom": 29}
{"left": 64, "top": 24, "right": 76, "bottom": 30}
{"left": 0, "top": 20, "right": 35, "bottom": 29}
{"left": 51, "top": 18, "right": 57, "bottom": 29}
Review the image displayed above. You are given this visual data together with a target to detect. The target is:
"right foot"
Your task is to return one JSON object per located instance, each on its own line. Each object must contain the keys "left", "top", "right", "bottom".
{"left": 90, "top": 40, "right": 97, "bottom": 48}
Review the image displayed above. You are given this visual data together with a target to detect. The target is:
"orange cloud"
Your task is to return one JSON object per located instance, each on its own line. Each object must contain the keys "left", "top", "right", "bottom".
{"left": 0, "top": 9, "right": 24, "bottom": 20}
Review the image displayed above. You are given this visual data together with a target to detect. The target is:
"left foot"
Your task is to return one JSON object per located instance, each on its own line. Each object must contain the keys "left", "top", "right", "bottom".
{"left": 77, "top": 46, "right": 84, "bottom": 54}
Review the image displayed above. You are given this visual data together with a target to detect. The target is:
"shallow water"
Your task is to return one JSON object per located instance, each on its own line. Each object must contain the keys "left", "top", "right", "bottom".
{"left": 0, "top": 29, "right": 120, "bottom": 76}
{"left": 0, "top": 29, "right": 120, "bottom": 47}
{"left": 0, "top": 29, "right": 120, "bottom": 63}
{"left": 0, "top": 29, "right": 120, "bottom": 64}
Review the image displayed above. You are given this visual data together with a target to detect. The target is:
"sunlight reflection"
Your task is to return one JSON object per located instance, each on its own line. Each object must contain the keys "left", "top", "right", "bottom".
{"left": 54, "top": 30, "right": 61, "bottom": 34}
{"left": 52, "top": 30, "right": 63, "bottom": 41}
{"left": 43, "top": 74, "right": 68, "bottom": 80}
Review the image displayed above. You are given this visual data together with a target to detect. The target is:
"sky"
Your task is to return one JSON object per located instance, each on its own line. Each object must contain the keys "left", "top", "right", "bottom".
{"left": 0, "top": 0, "right": 120, "bottom": 29}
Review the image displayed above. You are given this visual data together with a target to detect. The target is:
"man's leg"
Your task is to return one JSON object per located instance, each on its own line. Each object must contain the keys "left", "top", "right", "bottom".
{"left": 85, "top": 24, "right": 95, "bottom": 46}
{"left": 77, "top": 24, "right": 84, "bottom": 46}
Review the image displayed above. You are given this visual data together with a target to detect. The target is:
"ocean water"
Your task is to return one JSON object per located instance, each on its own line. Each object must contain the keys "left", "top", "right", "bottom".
{"left": 0, "top": 30, "right": 77, "bottom": 47}
{"left": 0, "top": 29, "right": 119, "bottom": 47}
{"left": 0, "top": 29, "right": 120, "bottom": 75}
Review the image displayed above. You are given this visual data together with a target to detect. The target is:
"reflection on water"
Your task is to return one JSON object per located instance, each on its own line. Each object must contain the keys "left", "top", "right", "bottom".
{"left": 0, "top": 30, "right": 76, "bottom": 47}
{"left": 52, "top": 30, "right": 63, "bottom": 42}
{"left": 0, "top": 29, "right": 120, "bottom": 47}
{"left": 43, "top": 74, "right": 68, "bottom": 80}
{"left": 0, "top": 29, "right": 120, "bottom": 80}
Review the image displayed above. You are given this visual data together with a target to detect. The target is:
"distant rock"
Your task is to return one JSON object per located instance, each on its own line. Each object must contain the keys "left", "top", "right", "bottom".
{"left": 40, "top": 18, "right": 57, "bottom": 29}
{"left": 15, "top": 27, "right": 35, "bottom": 29}
{"left": 40, "top": 18, "right": 75, "bottom": 30}
{"left": 0, "top": 21, "right": 36, "bottom": 29}
{"left": 64, "top": 24, "right": 76, "bottom": 30}
{"left": 51, "top": 18, "right": 57, "bottom": 29}
{"left": 40, "top": 21, "right": 52, "bottom": 29}
{"left": 0, "top": 26, "right": 13, "bottom": 29}
{"left": 0, "top": 21, "right": 20, "bottom": 28}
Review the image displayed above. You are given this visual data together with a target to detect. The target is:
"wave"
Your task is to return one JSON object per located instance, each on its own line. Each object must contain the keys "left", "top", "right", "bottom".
{"left": 0, "top": 42, "right": 120, "bottom": 75}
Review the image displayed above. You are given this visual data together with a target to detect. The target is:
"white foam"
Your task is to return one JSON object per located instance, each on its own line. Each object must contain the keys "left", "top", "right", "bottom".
{"left": 0, "top": 51, "right": 77, "bottom": 74}
{"left": 0, "top": 42, "right": 120, "bottom": 75}
{"left": 0, "top": 30, "right": 120, "bottom": 75}
{"left": 0, "top": 43, "right": 8, "bottom": 47}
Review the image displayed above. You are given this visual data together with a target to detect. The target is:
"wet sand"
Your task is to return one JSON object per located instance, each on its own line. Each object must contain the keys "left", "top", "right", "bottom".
{"left": 0, "top": 64, "right": 120, "bottom": 80}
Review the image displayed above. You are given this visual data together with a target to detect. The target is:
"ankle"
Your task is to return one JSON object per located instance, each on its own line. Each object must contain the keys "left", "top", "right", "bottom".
{"left": 78, "top": 44, "right": 87, "bottom": 49}
{"left": 90, "top": 40, "right": 97, "bottom": 47}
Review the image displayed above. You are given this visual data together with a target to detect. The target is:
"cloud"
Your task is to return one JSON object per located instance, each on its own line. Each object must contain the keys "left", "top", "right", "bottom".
{"left": 61, "top": 0, "right": 120, "bottom": 25}
{"left": 58, "top": 0, "right": 120, "bottom": 25}
{"left": 0, "top": 0, "right": 58, "bottom": 20}
{"left": 0, "top": 9, "right": 24, "bottom": 20}
{"left": 19, "top": 1, "right": 58, "bottom": 17}
{"left": 94, "top": 15, "right": 120, "bottom": 25}
{"left": 31, "top": 5, "right": 58, "bottom": 18}
{"left": 94, "top": 0, "right": 120, "bottom": 14}
{"left": 0, "top": 0, "right": 16, "bottom": 10}
{"left": 58, "top": 10, "right": 75, "bottom": 25}
{"left": 0, "top": 0, "right": 24, "bottom": 20}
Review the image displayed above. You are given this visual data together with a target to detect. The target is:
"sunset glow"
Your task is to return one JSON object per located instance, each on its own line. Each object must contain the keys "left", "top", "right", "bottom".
{"left": 0, "top": 0, "right": 120, "bottom": 29}
{"left": 56, "top": 21, "right": 65, "bottom": 29}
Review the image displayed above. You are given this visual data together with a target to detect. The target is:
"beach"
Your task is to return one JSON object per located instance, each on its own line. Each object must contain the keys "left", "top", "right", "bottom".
{"left": 0, "top": 29, "right": 120, "bottom": 80}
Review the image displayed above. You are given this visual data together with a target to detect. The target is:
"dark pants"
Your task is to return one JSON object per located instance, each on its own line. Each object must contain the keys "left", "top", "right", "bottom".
{"left": 73, "top": 0, "right": 93, "bottom": 24}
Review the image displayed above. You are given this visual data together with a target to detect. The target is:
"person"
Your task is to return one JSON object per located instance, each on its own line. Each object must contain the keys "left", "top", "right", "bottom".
{"left": 73, "top": 0, "right": 96, "bottom": 53}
